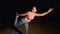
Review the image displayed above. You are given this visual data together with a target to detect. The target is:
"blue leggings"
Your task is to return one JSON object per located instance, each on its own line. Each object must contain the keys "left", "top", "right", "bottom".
{"left": 14, "top": 17, "right": 28, "bottom": 34}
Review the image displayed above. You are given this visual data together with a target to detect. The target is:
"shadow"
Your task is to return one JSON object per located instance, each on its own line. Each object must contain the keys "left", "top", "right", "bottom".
{"left": 9, "top": 25, "right": 23, "bottom": 34}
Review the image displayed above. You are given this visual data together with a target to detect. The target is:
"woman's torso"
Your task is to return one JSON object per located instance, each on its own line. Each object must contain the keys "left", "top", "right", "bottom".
{"left": 24, "top": 12, "right": 36, "bottom": 22}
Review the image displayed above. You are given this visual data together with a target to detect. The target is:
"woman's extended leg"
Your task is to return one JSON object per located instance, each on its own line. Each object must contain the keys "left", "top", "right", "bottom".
{"left": 14, "top": 17, "right": 23, "bottom": 34}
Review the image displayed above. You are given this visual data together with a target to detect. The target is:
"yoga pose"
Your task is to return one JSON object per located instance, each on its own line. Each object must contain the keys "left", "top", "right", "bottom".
{"left": 15, "top": 6, "right": 54, "bottom": 34}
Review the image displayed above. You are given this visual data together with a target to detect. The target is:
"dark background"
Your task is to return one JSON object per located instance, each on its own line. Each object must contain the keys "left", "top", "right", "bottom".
{"left": 0, "top": 0, "right": 60, "bottom": 33}
{"left": 16, "top": 0, "right": 60, "bottom": 27}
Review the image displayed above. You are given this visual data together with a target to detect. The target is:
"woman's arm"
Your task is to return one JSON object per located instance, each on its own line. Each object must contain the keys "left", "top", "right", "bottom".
{"left": 36, "top": 8, "right": 54, "bottom": 16}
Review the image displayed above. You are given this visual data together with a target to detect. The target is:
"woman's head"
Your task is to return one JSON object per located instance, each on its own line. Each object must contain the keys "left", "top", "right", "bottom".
{"left": 32, "top": 6, "right": 37, "bottom": 13}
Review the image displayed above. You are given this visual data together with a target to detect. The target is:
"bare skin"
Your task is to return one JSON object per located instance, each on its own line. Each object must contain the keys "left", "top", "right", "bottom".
{"left": 16, "top": 6, "right": 54, "bottom": 23}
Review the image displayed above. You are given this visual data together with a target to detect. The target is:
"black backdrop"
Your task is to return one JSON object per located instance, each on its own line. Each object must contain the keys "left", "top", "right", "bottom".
{"left": 16, "top": 0, "right": 60, "bottom": 27}
{"left": 0, "top": 0, "right": 60, "bottom": 30}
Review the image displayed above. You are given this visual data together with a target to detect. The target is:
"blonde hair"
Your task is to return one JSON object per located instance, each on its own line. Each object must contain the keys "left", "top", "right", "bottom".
{"left": 32, "top": 6, "right": 36, "bottom": 10}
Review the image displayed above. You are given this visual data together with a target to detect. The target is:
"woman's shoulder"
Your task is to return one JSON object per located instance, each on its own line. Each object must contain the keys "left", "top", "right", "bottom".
{"left": 27, "top": 11, "right": 31, "bottom": 13}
